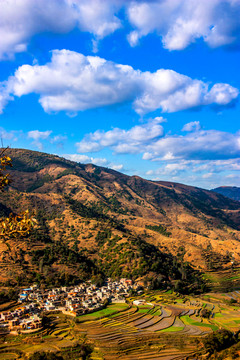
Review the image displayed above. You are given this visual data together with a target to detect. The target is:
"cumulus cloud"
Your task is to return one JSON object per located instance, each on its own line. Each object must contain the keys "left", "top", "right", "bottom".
{"left": 76, "top": 117, "right": 165, "bottom": 153}
{"left": 75, "top": 118, "right": 240, "bottom": 188}
{"left": 0, "top": 82, "right": 13, "bottom": 114}
{"left": 143, "top": 130, "right": 240, "bottom": 161}
{"left": 182, "top": 121, "right": 201, "bottom": 132}
{"left": 9, "top": 50, "right": 140, "bottom": 113}
{"left": 127, "top": 0, "right": 240, "bottom": 50}
{"left": 0, "top": 126, "right": 68, "bottom": 151}
{"left": 63, "top": 153, "right": 123, "bottom": 171}
{"left": 28, "top": 130, "right": 52, "bottom": 141}
{"left": 1, "top": 50, "right": 238, "bottom": 115}
{"left": 70, "top": 0, "right": 122, "bottom": 39}
{"left": 145, "top": 159, "right": 240, "bottom": 189}
{"left": 0, "top": 0, "right": 123, "bottom": 59}
{"left": 0, "top": 0, "right": 73, "bottom": 59}
{"left": 27, "top": 130, "right": 52, "bottom": 150}
{"left": 27, "top": 129, "right": 69, "bottom": 150}
{"left": 133, "top": 69, "right": 238, "bottom": 114}
{"left": 75, "top": 120, "right": 240, "bottom": 177}
{"left": 0, "top": 127, "right": 18, "bottom": 142}
{"left": 1, "top": 0, "right": 240, "bottom": 58}
{"left": 145, "top": 158, "right": 240, "bottom": 184}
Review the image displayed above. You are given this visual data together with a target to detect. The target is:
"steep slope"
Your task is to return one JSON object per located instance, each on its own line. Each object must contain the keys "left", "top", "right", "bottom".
{"left": 212, "top": 186, "right": 240, "bottom": 202}
{"left": 1, "top": 148, "right": 240, "bottom": 291}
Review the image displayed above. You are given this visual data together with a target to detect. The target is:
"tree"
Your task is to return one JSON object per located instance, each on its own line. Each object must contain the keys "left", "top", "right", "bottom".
{"left": 0, "top": 149, "right": 36, "bottom": 242}
{"left": 202, "top": 329, "right": 236, "bottom": 354}
{"left": 0, "top": 152, "right": 12, "bottom": 189}
{"left": 29, "top": 352, "right": 63, "bottom": 360}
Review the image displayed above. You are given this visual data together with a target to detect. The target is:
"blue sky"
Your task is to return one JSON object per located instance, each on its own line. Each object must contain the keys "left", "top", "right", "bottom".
{"left": 0, "top": 0, "right": 240, "bottom": 189}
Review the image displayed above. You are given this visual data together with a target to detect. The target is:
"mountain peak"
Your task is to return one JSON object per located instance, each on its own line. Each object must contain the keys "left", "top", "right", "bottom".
{"left": 1, "top": 148, "right": 240, "bottom": 290}
{"left": 212, "top": 186, "right": 240, "bottom": 202}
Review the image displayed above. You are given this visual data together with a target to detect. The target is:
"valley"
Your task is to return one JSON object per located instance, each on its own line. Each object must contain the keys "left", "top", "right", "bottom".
{"left": 1, "top": 148, "right": 240, "bottom": 359}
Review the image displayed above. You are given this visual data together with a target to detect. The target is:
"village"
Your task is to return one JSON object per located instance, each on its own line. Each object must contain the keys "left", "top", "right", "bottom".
{"left": 0, "top": 278, "right": 143, "bottom": 335}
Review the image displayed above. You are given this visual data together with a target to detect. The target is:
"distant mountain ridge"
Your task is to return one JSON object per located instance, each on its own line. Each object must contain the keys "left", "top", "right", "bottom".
{"left": 211, "top": 186, "right": 240, "bottom": 202}
{"left": 0, "top": 148, "right": 240, "bottom": 292}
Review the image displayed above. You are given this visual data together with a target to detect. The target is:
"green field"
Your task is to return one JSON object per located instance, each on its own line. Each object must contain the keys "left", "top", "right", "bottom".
{"left": 76, "top": 303, "right": 129, "bottom": 322}
{"left": 181, "top": 315, "right": 218, "bottom": 330}
{"left": 1, "top": 291, "right": 240, "bottom": 360}
{"left": 160, "top": 326, "right": 185, "bottom": 332}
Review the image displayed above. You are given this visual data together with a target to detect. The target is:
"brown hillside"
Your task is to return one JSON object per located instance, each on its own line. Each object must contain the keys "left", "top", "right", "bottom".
{"left": 1, "top": 148, "right": 240, "bottom": 290}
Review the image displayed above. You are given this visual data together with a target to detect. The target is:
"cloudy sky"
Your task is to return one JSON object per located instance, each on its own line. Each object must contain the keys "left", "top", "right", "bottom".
{"left": 0, "top": 0, "right": 240, "bottom": 189}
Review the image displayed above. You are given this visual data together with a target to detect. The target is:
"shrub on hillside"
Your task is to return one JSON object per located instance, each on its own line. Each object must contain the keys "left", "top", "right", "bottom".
{"left": 202, "top": 329, "right": 236, "bottom": 354}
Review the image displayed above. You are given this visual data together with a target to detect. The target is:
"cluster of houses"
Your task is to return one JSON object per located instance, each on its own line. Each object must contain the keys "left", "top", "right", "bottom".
{"left": 0, "top": 278, "right": 142, "bottom": 335}
{"left": 0, "top": 302, "right": 42, "bottom": 334}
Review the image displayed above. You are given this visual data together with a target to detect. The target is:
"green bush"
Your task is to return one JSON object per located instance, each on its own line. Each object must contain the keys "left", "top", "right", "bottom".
{"left": 145, "top": 224, "right": 171, "bottom": 237}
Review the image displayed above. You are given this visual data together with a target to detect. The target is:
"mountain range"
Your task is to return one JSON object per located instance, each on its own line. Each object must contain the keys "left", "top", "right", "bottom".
{"left": 212, "top": 186, "right": 240, "bottom": 202}
{"left": 1, "top": 148, "right": 240, "bottom": 293}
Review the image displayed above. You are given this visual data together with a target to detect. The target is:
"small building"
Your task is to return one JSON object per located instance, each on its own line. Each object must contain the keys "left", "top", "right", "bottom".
{"left": 9, "top": 318, "right": 20, "bottom": 329}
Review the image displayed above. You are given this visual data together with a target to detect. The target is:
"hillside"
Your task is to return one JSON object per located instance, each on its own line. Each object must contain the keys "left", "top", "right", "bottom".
{"left": 1, "top": 148, "right": 240, "bottom": 292}
{"left": 212, "top": 186, "right": 240, "bottom": 202}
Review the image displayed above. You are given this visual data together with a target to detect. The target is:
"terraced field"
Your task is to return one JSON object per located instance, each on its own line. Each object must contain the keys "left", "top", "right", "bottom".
{"left": 78, "top": 306, "right": 198, "bottom": 358}
{"left": 1, "top": 292, "right": 240, "bottom": 359}
{"left": 77, "top": 292, "right": 240, "bottom": 359}
{"left": 0, "top": 313, "right": 91, "bottom": 360}
{"left": 204, "top": 267, "right": 240, "bottom": 292}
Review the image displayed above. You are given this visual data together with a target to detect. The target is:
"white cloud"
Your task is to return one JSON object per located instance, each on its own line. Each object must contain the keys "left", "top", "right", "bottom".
{"left": 202, "top": 172, "right": 214, "bottom": 179}
{"left": 76, "top": 117, "right": 165, "bottom": 153}
{"left": 0, "top": 0, "right": 123, "bottom": 59}
{"left": 9, "top": 50, "right": 140, "bottom": 113}
{"left": 127, "top": 30, "right": 140, "bottom": 47}
{"left": 205, "top": 159, "right": 240, "bottom": 172}
{"left": 164, "top": 162, "right": 189, "bottom": 174}
{"left": 28, "top": 130, "right": 52, "bottom": 141}
{"left": 51, "top": 135, "right": 67, "bottom": 143}
{"left": 0, "top": 127, "right": 18, "bottom": 142}
{"left": 182, "top": 121, "right": 201, "bottom": 132}
{"left": 204, "top": 83, "right": 240, "bottom": 105}
{"left": 75, "top": 121, "right": 240, "bottom": 171}
{"left": 0, "top": 126, "right": 68, "bottom": 151}
{"left": 27, "top": 130, "right": 52, "bottom": 150}
{"left": 146, "top": 167, "right": 240, "bottom": 189}
{"left": 1, "top": 50, "right": 238, "bottom": 115}
{"left": 143, "top": 130, "right": 240, "bottom": 161}
{"left": 111, "top": 164, "right": 124, "bottom": 171}
{"left": 26, "top": 129, "right": 69, "bottom": 150}
{"left": 63, "top": 153, "right": 123, "bottom": 171}
{"left": 134, "top": 70, "right": 223, "bottom": 114}
{"left": 0, "top": 0, "right": 74, "bottom": 59}
{"left": 146, "top": 170, "right": 154, "bottom": 176}
{"left": 69, "top": 0, "right": 122, "bottom": 39}
{"left": 0, "top": 0, "right": 240, "bottom": 59}
{"left": 127, "top": 0, "right": 240, "bottom": 50}
{"left": 145, "top": 157, "right": 240, "bottom": 188}
{"left": 161, "top": 152, "right": 176, "bottom": 160}
{"left": 75, "top": 119, "right": 240, "bottom": 188}
{"left": 0, "top": 82, "right": 13, "bottom": 114}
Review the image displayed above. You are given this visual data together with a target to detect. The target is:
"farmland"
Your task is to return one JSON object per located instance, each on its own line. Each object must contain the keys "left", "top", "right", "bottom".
{"left": 1, "top": 291, "right": 240, "bottom": 359}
